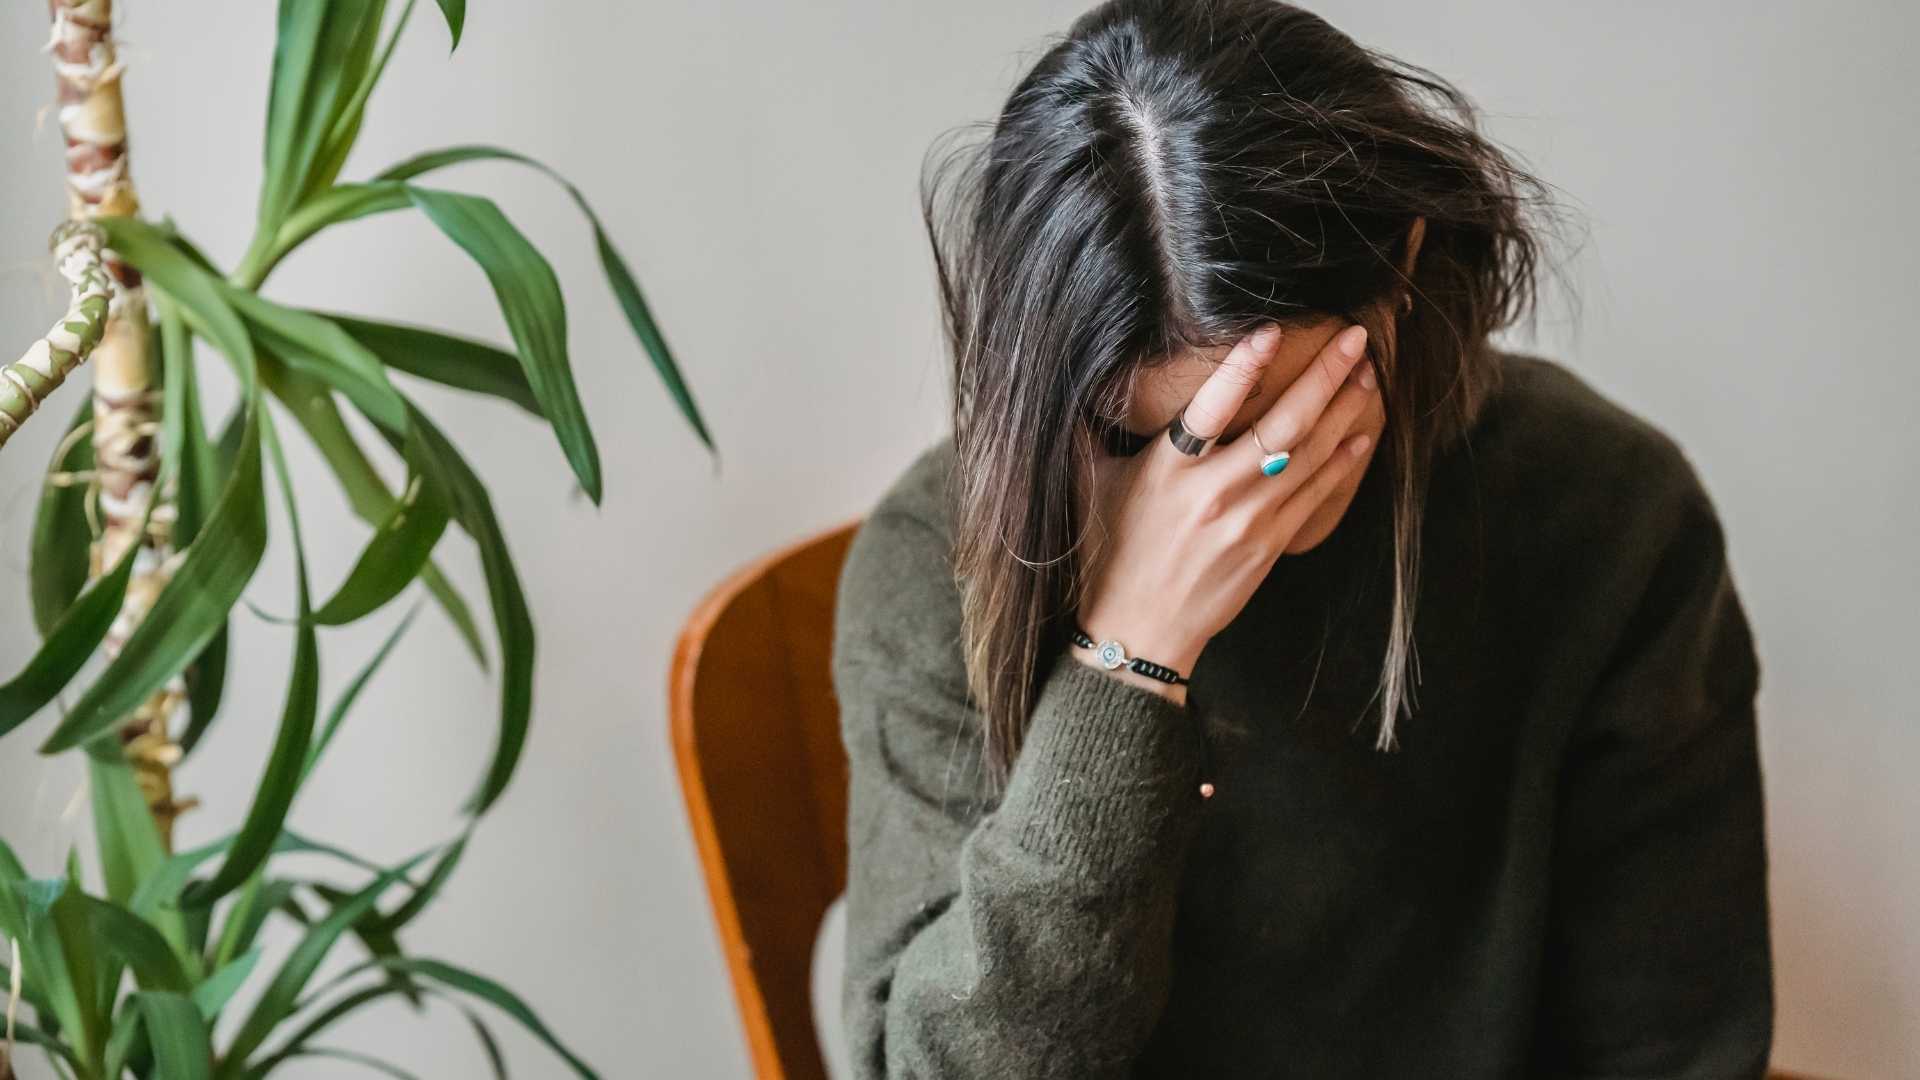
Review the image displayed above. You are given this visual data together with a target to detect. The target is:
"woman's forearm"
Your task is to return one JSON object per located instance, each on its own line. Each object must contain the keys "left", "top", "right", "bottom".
{"left": 841, "top": 655, "right": 1207, "bottom": 1079}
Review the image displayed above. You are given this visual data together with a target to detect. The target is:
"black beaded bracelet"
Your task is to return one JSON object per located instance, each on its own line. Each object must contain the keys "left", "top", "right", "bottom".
{"left": 1069, "top": 625, "right": 1191, "bottom": 686}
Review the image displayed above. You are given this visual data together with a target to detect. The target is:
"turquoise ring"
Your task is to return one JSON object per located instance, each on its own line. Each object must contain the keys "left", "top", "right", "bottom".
{"left": 1250, "top": 424, "right": 1292, "bottom": 477}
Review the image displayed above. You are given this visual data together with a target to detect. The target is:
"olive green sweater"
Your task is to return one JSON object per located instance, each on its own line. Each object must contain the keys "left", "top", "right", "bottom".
{"left": 832, "top": 352, "right": 1771, "bottom": 1079}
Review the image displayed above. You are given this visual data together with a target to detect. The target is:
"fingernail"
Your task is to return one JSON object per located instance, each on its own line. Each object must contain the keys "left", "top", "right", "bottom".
{"left": 1253, "top": 323, "right": 1283, "bottom": 353}
{"left": 1349, "top": 433, "right": 1372, "bottom": 455}
{"left": 1338, "top": 325, "right": 1368, "bottom": 358}
{"left": 1359, "top": 365, "right": 1376, "bottom": 390}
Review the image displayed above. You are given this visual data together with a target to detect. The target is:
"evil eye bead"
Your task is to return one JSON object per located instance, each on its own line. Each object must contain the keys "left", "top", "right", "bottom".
{"left": 1096, "top": 640, "right": 1128, "bottom": 670}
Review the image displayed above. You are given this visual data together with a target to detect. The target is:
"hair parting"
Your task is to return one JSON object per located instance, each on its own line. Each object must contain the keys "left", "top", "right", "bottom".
{"left": 923, "top": 0, "right": 1576, "bottom": 786}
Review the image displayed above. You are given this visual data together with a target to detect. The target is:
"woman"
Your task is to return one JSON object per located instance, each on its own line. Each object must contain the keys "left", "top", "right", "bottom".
{"left": 832, "top": 1, "right": 1771, "bottom": 1076}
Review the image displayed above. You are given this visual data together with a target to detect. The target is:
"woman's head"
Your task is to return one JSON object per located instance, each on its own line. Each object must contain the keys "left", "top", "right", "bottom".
{"left": 925, "top": 0, "right": 1568, "bottom": 785}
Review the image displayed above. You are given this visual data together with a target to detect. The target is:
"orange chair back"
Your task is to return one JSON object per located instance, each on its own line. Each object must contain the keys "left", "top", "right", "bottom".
{"left": 670, "top": 518, "right": 862, "bottom": 1080}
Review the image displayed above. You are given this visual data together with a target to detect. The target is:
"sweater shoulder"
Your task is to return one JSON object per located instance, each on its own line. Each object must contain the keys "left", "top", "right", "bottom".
{"left": 1457, "top": 352, "right": 1746, "bottom": 671}
{"left": 864, "top": 433, "right": 959, "bottom": 537}
{"left": 831, "top": 434, "right": 967, "bottom": 694}
{"left": 1465, "top": 351, "right": 1722, "bottom": 544}
{"left": 1474, "top": 352, "right": 1693, "bottom": 476}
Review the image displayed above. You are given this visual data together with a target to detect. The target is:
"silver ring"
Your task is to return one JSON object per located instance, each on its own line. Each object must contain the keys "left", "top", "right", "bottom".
{"left": 1165, "top": 407, "right": 1216, "bottom": 457}
{"left": 1249, "top": 423, "right": 1292, "bottom": 478}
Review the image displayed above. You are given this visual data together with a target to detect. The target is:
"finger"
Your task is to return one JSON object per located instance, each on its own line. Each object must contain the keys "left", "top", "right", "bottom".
{"left": 1241, "top": 322, "right": 1368, "bottom": 461}
{"left": 1235, "top": 358, "right": 1376, "bottom": 503}
{"left": 1175, "top": 324, "right": 1283, "bottom": 442}
{"left": 1268, "top": 430, "right": 1372, "bottom": 542}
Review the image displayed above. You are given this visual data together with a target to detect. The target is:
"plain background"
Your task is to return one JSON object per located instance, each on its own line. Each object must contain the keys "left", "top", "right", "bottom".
{"left": 2, "top": 2, "right": 1914, "bottom": 1077}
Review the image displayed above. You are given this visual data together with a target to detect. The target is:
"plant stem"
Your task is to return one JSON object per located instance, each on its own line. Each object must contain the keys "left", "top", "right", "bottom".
{"left": 0, "top": 223, "right": 112, "bottom": 449}
{"left": 50, "top": 0, "right": 192, "bottom": 847}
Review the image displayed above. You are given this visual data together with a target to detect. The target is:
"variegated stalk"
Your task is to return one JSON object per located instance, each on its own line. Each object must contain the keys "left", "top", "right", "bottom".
{"left": 49, "top": 0, "right": 193, "bottom": 844}
{"left": 0, "top": 222, "right": 110, "bottom": 449}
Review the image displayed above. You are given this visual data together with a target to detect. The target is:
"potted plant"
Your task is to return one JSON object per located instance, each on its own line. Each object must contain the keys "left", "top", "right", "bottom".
{"left": 0, "top": 2, "right": 712, "bottom": 1076}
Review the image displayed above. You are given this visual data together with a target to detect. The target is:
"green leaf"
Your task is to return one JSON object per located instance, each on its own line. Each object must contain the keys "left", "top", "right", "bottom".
{"left": 127, "top": 834, "right": 231, "bottom": 929}
{"left": 160, "top": 329, "right": 235, "bottom": 756}
{"left": 182, "top": 416, "right": 317, "bottom": 910}
{"left": 313, "top": 450, "right": 449, "bottom": 627}
{"left": 328, "top": 313, "right": 540, "bottom": 415}
{"left": 180, "top": 625, "right": 229, "bottom": 756}
{"left": 377, "top": 144, "right": 714, "bottom": 452}
{"left": 97, "top": 220, "right": 256, "bottom": 383}
{"left": 219, "top": 851, "right": 432, "bottom": 1072}
{"left": 308, "top": 882, "right": 420, "bottom": 1007}
{"left": 299, "top": 0, "right": 395, "bottom": 206}
{"left": 422, "top": 564, "right": 487, "bottom": 666}
{"left": 191, "top": 947, "right": 261, "bottom": 1019}
{"left": 0, "top": 846, "right": 92, "bottom": 1071}
{"left": 259, "top": 0, "right": 386, "bottom": 236}
{"left": 59, "top": 851, "right": 119, "bottom": 1038}
{"left": 263, "top": 361, "right": 489, "bottom": 667}
{"left": 87, "top": 757, "right": 180, "bottom": 965}
{"left": 244, "top": 980, "right": 398, "bottom": 1077}
{"left": 396, "top": 406, "right": 534, "bottom": 815}
{"left": 0, "top": 524, "right": 138, "bottom": 740}
{"left": 273, "top": 832, "right": 419, "bottom": 884}
{"left": 384, "top": 831, "right": 466, "bottom": 931}
{"left": 29, "top": 394, "right": 96, "bottom": 636}
{"left": 47, "top": 862, "right": 107, "bottom": 1070}
{"left": 593, "top": 218, "right": 714, "bottom": 446}
{"left": 379, "top": 956, "right": 600, "bottom": 1079}
{"left": 406, "top": 185, "right": 603, "bottom": 502}
{"left": 433, "top": 0, "right": 464, "bottom": 49}
{"left": 456, "top": 998, "right": 509, "bottom": 1080}
{"left": 288, "top": 1047, "right": 421, "bottom": 1078}
{"left": 8, "top": 1017, "right": 82, "bottom": 1074}
{"left": 226, "top": 289, "right": 408, "bottom": 435}
{"left": 254, "top": 181, "right": 412, "bottom": 282}
{"left": 135, "top": 990, "right": 215, "bottom": 1080}
{"left": 304, "top": 606, "right": 418, "bottom": 781}
{"left": 210, "top": 879, "right": 300, "bottom": 977}
{"left": 261, "top": 972, "right": 499, "bottom": 1079}
{"left": 89, "top": 760, "right": 189, "bottom": 995}
{"left": 38, "top": 405, "right": 264, "bottom": 754}
{"left": 76, "top": 895, "right": 191, "bottom": 992}
{"left": 101, "top": 997, "right": 148, "bottom": 1080}
{"left": 158, "top": 292, "right": 221, "bottom": 547}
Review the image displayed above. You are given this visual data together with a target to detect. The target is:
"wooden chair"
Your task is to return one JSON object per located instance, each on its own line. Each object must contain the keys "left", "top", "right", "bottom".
{"left": 670, "top": 517, "right": 863, "bottom": 1080}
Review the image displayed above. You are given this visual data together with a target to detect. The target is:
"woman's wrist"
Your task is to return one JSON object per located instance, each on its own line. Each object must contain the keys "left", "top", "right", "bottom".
{"left": 1064, "top": 611, "right": 1202, "bottom": 705}
{"left": 1074, "top": 608, "right": 1207, "bottom": 676}
{"left": 1065, "top": 645, "right": 1190, "bottom": 705}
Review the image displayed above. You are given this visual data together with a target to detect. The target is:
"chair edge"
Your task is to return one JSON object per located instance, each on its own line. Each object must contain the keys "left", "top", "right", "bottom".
{"left": 667, "top": 514, "right": 865, "bottom": 1079}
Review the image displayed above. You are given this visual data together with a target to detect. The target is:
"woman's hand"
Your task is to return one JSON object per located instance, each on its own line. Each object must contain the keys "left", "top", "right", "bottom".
{"left": 1072, "top": 321, "right": 1381, "bottom": 703}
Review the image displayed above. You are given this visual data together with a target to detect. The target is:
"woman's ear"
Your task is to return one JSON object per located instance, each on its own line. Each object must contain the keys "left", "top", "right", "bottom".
{"left": 1401, "top": 215, "right": 1427, "bottom": 278}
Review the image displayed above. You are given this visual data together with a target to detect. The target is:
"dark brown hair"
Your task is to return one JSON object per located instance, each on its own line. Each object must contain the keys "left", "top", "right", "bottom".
{"left": 922, "top": 0, "right": 1571, "bottom": 786}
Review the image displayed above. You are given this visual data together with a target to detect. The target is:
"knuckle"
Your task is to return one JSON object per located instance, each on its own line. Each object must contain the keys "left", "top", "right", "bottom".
{"left": 1265, "top": 418, "right": 1298, "bottom": 449}
{"left": 1219, "top": 357, "right": 1263, "bottom": 388}
{"left": 1328, "top": 384, "right": 1369, "bottom": 426}
{"left": 1302, "top": 435, "right": 1337, "bottom": 474}
{"left": 1220, "top": 511, "right": 1258, "bottom": 546}
{"left": 1192, "top": 483, "right": 1235, "bottom": 524}
{"left": 1184, "top": 403, "right": 1228, "bottom": 435}
{"left": 1313, "top": 356, "right": 1343, "bottom": 396}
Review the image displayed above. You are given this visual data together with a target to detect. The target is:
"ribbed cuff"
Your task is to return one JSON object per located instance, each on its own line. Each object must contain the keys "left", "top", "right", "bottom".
{"left": 995, "top": 657, "right": 1206, "bottom": 879}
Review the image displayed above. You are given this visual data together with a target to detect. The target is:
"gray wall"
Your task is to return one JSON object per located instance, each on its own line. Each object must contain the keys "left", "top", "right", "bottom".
{"left": 2, "top": 2, "right": 1912, "bottom": 1077}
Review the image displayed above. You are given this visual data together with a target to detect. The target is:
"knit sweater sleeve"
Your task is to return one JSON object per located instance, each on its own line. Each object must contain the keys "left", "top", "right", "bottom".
{"left": 833, "top": 504, "right": 1207, "bottom": 1079}
{"left": 1531, "top": 455, "right": 1773, "bottom": 1078}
